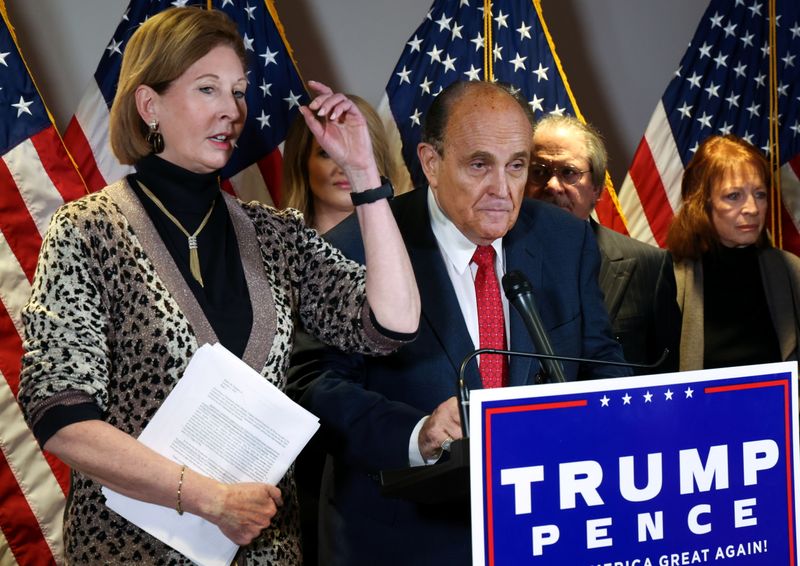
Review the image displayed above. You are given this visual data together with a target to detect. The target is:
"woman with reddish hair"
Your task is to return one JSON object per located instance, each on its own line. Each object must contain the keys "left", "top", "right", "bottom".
{"left": 667, "top": 134, "right": 800, "bottom": 370}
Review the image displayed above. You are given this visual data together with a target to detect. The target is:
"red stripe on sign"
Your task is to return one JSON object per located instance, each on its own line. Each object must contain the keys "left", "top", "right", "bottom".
{"left": 29, "top": 128, "right": 87, "bottom": 203}
{"left": 256, "top": 149, "right": 283, "bottom": 207}
{"left": 0, "top": 447, "right": 58, "bottom": 566}
{"left": 627, "top": 139, "right": 674, "bottom": 247}
{"left": 0, "top": 158, "right": 42, "bottom": 282}
{"left": 63, "top": 117, "right": 107, "bottom": 193}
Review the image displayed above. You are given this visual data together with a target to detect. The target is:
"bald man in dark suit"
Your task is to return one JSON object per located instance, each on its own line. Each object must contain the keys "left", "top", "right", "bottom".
{"left": 527, "top": 114, "right": 681, "bottom": 372}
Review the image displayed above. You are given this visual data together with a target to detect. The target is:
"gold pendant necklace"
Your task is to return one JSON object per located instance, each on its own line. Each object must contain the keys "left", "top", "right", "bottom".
{"left": 138, "top": 181, "right": 216, "bottom": 287}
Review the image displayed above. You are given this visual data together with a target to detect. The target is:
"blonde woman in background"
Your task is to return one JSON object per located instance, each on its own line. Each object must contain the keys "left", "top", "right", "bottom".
{"left": 282, "top": 94, "right": 405, "bottom": 233}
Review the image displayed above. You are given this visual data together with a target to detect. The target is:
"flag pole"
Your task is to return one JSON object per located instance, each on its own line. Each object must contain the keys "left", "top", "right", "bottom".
{"left": 768, "top": 0, "right": 782, "bottom": 247}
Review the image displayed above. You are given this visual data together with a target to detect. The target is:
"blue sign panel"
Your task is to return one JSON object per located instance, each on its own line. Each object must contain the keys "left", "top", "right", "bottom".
{"left": 470, "top": 363, "right": 800, "bottom": 566}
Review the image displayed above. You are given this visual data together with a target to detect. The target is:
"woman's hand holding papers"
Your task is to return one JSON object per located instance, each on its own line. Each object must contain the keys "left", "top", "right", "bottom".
{"left": 189, "top": 471, "right": 284, "bottom": 545}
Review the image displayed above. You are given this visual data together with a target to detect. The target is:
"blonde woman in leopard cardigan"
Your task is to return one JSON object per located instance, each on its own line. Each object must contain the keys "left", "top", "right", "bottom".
{"left": 18, "top": 7, "right": 418, "bottom": 565}
{"left": 667, "top": 134, "right": 800, "bottom": 371}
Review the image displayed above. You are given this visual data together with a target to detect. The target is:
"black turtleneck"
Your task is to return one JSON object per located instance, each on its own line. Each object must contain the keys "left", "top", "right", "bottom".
{"left": 129, "top": 154, "right": 252, "bottom": 357}
{"left": 702, "top": 245, "right": 780, "bottom": 369}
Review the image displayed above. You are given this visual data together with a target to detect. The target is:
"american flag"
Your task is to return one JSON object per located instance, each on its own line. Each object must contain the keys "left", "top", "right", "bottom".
{"left": 618, "top": 0, "right": 800, "bottom": 251}
{"left": 63, "top": 0, "right": 307, "bottom": 206}
{"left": 378, "top": 0, "right": 623, "bottom": 226}
{"left": 0, "top": 1, "right": 86, "bottom": 564}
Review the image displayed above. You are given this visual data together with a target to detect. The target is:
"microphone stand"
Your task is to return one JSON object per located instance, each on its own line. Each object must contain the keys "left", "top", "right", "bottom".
{"left": 380, "top": 349, "right": 668, "bottom": 503}
{"left": 457, "top": 348, "right": 669, "bottom": 437}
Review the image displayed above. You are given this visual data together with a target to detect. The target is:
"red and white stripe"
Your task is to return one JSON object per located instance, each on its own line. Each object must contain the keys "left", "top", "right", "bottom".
{"left": 0, "top": 126, "right": 84, "bottom": 566}
{"left": 618, "top": 101, "right": 684, "bottom": 248}
{"left": 63, "top": 79, "right": 134, "bottom": 193}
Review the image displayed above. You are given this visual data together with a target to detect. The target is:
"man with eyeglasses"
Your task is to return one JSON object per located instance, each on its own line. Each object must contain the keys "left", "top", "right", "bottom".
{"left": 527, "top": 114, "right": 681, "bottom": 373}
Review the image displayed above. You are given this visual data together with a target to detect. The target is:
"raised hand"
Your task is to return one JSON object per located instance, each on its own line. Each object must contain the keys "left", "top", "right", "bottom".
{"left": 299, "top": 80, "right": 378, "bottom": 186}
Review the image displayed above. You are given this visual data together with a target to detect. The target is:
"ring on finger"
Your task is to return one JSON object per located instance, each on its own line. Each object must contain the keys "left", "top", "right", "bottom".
{"left": 441, "top": 437, "right": 453, "bottom": 452}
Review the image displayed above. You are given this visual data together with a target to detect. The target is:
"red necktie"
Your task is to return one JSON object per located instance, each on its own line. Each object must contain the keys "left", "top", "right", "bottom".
{"left": 472, "top": 246, "right": 509, "bottom": 388}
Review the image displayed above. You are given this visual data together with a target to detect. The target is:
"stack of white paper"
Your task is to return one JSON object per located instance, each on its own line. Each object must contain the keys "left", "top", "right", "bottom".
{"left": 103, "top": 343, "right": 320, "bottom": 566}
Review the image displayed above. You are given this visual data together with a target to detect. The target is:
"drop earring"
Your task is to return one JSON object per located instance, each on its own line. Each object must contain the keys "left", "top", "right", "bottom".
{"left": 146, "top": 119, "right": 164, "bottom": 154}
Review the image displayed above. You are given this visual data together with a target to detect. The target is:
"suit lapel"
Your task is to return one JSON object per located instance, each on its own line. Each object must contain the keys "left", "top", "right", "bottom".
{"left": 503, "top": 211, "right": 539, "bottom": 385}
{"left": 399, "top": 189, "right": 483, "bottom": 390}
{"left": 593, "top": 221, "right": 636, "bottom": 322}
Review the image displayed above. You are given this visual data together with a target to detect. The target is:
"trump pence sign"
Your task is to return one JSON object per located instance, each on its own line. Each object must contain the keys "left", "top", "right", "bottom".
{"left": 470, "top": 362, "right": 799, "bottom": 566}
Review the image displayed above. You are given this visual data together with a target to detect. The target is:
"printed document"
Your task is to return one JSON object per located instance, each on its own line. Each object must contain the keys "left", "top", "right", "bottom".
{"left": 103, "top": 343, "right": 319, "bottom": 566}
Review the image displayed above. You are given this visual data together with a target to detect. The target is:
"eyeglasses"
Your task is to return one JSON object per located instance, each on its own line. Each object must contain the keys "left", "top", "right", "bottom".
{"left": 528, "top": 163, "right": 591, "bottom": 187}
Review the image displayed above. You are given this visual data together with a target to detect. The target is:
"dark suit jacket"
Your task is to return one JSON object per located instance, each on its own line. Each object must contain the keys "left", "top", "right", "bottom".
{"left": 592, "top": 220, "right": 681, "bottom": 373}
{"left": 299, "top": 188, "right": 630, "bottom": 566}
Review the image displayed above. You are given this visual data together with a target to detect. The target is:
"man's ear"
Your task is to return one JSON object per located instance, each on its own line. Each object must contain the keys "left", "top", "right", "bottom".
{"left": 134, "top": 85, "right": 158, "bottom": 123}
{"left": 417, "top": 142, "right": 441, "bottom": 188}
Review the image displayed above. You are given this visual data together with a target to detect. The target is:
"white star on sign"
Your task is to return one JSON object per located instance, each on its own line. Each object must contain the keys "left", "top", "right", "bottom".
{"left": 664, "top": 389, "right": 674, "bottom": 401}
{"left": 622, "top": 393, "right": 632, "bottom": 405}
{"left": 643, "top": 391, "right": 653, "bottom": 403}
{"left": 12, "top": 96, "right": 33, "bottom": 117}
{"left": 600, "top": 395, "right": 610, "bottom": 407}
{"left": 685, "top": 387, "right": 694, "bottom": 399}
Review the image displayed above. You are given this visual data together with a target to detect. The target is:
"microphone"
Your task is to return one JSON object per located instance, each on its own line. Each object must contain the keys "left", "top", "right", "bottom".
{"left": 502, "top": 270, "right": 567, "bottom": 384}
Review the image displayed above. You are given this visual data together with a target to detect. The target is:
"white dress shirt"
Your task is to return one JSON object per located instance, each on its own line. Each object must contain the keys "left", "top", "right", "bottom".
{"left": 408, "top": 188, "right": 510, "bottom": 466}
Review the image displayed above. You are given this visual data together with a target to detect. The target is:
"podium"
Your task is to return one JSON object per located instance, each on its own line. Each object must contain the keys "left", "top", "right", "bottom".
{"left": 379, "top": 438, "right": 470, "bottom": 503}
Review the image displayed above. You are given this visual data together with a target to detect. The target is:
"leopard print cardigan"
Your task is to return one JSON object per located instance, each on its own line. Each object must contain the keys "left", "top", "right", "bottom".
{"left": 19, "top": 180, "right": 405, "bottom": 565}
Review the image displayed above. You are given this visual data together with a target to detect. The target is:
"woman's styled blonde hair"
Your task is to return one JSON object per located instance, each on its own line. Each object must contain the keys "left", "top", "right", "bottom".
{"left": 109, "top": 7, "right": 246, "bottom": 164}
{"left": 281, "top": 94, "right": 402, "bottom": 224}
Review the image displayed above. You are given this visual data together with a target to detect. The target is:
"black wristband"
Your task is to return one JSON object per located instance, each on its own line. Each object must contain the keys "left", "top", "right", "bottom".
{"left": 350, "top": 177, "right": 394, "bottom": 206}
